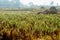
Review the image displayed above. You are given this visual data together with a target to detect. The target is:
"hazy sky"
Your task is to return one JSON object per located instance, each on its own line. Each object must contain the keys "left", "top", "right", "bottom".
{"left": 5, "top": 0, "right": 60, "bottom": 6}
{"left": 20, "top": 0, "right": 60, "bottom": 5}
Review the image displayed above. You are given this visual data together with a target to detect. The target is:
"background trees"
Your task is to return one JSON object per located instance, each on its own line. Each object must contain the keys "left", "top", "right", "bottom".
{"left": 49, "top": 6, "right": 57, "bottom": 14}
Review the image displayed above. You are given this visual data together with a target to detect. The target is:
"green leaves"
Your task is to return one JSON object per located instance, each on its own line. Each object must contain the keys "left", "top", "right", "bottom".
{"left": 0, "top": 13, "right": 60, "bottom": 33}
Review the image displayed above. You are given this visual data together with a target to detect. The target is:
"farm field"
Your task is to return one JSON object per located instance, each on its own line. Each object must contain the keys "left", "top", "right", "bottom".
{"left": 0, "top": 11, "right": 60, "bottom": 40}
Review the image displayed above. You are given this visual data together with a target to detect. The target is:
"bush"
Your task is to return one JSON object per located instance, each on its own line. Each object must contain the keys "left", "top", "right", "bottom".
{"left": 43, "top": 10, "right": 49, "bottom": 14}
{"left": 37, "top": 6, "right": 58, "bottom": 14}
{"left": 49, "top": 6, "right": 57, "bottom": 14}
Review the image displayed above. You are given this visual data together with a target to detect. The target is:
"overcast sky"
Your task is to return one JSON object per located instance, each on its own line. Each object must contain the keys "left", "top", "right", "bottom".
{"left": 2, "top": 0, "right": 60, "bottom": 6}
{"left": 20, "top": 0, "right": 60, "bottom": 6}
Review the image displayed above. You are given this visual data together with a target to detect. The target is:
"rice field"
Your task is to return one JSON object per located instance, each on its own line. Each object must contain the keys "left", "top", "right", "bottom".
{"left": 0, "top": 11, "right": 60, "bottom": 40}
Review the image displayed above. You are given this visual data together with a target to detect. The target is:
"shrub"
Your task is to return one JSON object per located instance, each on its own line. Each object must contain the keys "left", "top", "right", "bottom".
{"left": 49, "top": 6, "right": 57, "bottom": 14}
{"left": 43, "top": 10, "right": 49, "bottom": 14}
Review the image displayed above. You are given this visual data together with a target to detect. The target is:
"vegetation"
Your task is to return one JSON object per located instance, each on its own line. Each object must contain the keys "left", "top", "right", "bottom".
{"left": 49, "top": 6, "right": 58, "bottom": 14}
{"left": 0, "top": 11, "right": 60, "bottom": 40}
{"left": 37, "top": 6, "right": 58, "bottom": 14}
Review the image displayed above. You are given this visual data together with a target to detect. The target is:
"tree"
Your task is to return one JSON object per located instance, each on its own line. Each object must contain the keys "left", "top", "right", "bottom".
{"left": 49, "top": 6, "right": 57, "bottom": 14}
{"left": 41, "top": 6, "right": 44, "bottom": 9}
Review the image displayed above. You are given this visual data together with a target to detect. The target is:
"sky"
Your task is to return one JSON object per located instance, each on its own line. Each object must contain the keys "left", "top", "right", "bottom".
{"left": 20, "top": 0, "right": 60, "bottom": 6}
{"left": 0, "top": 0, "right": 60, "bottom": 6}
